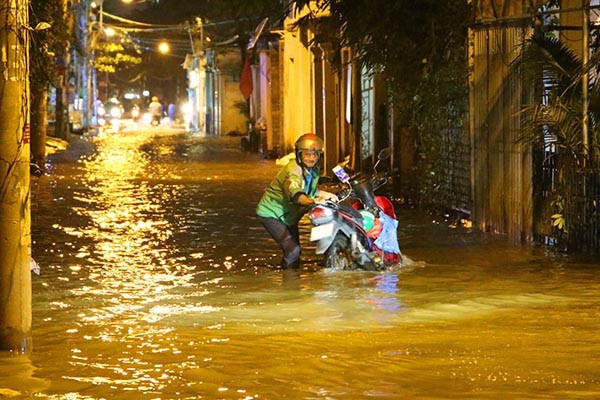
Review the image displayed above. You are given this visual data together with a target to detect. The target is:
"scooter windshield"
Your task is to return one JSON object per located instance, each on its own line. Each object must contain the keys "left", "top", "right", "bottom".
{"left": 352, "top": 180, "right": 377, "bottom": 210}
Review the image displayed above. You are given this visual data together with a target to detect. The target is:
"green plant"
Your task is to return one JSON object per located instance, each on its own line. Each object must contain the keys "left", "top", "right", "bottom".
{"left": 512, "top": 33, "right": 600, "bottom": 243}
{"left": 95, "top": 42, "right": 142, "bottom": 73}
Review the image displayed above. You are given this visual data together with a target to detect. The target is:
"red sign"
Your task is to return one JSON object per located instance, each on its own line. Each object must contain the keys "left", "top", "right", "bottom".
{"left": 23, "top": 124, "right": 30, "bottom": 144}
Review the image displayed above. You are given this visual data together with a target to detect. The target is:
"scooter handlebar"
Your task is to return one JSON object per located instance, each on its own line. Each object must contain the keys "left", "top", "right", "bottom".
{"left": 331, "top": 171, "right": 389, "bottom": 205}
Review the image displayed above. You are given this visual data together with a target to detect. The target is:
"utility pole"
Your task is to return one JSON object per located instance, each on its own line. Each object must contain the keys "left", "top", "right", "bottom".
{"left": 88, "top": 0, "right": 103, "bottom": 128}
{"left": 82, "top": 0, "right": 91, "bottom": 132}
{"left": 54, "top": 0, "right": 71, "bottom": 140}
{"left": 0, "top": 0, "right": 32, "bottom": 352}
{"left": 582, "top": 0, "right": 590, "bottom": 158}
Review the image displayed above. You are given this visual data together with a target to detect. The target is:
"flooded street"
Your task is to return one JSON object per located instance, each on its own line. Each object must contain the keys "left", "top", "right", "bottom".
{"left": 1, "top": 128, "right": 599, "bottom": 399}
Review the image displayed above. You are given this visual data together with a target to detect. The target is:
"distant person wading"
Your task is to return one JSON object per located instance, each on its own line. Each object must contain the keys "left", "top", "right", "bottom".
{"left": 149, "top": 96, "right": 162, "bottom": 126}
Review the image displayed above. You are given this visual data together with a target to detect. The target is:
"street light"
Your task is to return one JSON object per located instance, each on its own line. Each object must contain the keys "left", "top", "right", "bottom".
{"left": 158, "top": 41, "right": 170, "bottom": 54}
{"left": 77, "top": 0, "right": 104, "bottom": 131}
{"left": 88, "top": 0, "right": 106, "bottom": 128}
{"left": 104, "top": 26, "right": 115, "bottom": 37}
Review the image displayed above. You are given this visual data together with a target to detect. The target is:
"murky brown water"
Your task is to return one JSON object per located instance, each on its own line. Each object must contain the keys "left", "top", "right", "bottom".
{"left": 1, "top": 128, "right": 599, "bottom": 399}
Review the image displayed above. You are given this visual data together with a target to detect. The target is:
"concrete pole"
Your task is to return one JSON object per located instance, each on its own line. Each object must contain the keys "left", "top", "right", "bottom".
{"left": 81, "top": 0, "right": 90, "bottom": 132}
{"left": 0, "top": 0, "right": 32, "bottom": 352}
{"left": 582, "top": 0, "right": 589, "bottom": 157}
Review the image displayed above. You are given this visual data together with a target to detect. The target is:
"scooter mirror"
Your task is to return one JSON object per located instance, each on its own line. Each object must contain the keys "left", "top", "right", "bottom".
{"left": 378, "top": 147, "right": 392, "bottom": 161}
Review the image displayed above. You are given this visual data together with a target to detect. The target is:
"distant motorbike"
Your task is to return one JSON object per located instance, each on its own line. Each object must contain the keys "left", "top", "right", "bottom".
{"left": 97, "top": 100, "right": 123, "bottom": 132}
{"left": 151, "top": 114, "right": 161, "bottom": 127}
{"left": 131, "top": 105, "right": 141, "bottom": 122}
{"left": 309, "top": 148, "right": 402, "bottom": 271}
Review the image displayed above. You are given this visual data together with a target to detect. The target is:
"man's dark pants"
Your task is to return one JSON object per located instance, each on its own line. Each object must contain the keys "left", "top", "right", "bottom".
{"left": 258, "top": 216, "right": 301, "bottom": 269}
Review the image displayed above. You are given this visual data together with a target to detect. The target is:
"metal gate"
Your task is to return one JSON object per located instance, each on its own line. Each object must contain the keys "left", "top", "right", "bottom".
{"left": 470, "top": 24, "right": 534, "bottom": 242}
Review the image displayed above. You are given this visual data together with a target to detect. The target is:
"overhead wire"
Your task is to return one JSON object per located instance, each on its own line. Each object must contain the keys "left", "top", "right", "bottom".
{"left": 96, "top": 9, "right": 268, "bottom": 62}
{"left": 102, "top": 10, "right": 266, "bottom": 32}
{"left": 100, "top": 11, "right": 197, "bottom": 57}
{"left": 101, "top": 11, "right": 181, "bottom": 28}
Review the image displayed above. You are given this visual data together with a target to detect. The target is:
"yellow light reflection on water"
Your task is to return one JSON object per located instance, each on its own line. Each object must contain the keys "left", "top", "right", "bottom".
{"left": 53, "top": 132, "right": 209, "bottom": 342}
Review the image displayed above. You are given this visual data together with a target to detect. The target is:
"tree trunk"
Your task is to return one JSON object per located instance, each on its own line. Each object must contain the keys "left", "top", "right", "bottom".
{"left": 30, "top": 81, "right": 48, "bottom": 169}
{"left": 0, "top": 0, "right": 32, "bottom": 352}
{"left": 55, "top": 85, "right": 68, "bottom": 140}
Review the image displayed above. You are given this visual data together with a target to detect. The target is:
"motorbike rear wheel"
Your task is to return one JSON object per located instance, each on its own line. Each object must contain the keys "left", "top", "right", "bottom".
{"left": 324, "top": 234, "right": 353, "bottom": 270}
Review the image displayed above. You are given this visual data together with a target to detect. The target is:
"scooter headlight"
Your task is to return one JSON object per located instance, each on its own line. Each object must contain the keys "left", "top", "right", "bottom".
{"left": 110, "top": 107, "right": 121, "bottom": 118}
{"left": 309, "top": 205, "right": 334, "bottom": 225}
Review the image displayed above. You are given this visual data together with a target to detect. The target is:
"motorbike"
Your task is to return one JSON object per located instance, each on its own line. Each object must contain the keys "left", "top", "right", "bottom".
{"left": 131, "top": 105, "right": 141, "bottom": 122}
{"left": 308, "top": 148, "right": 402, "bottom": 271}
{"left": 97, "top": 100, "right": 123, "bottom": 132}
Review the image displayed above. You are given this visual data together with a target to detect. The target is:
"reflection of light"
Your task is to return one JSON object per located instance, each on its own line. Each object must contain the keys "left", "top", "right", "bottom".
{"left": 181, "top": 102, "right": 192, "bottom": 125}
{"left": 368, "top": 273, "right": 403, "bottom": 312}
{"left": 142, "top": 112, "right": 152, "bottom": 124}
{"left": 104, "top": 27, "right": 115, "bottom": 37}
{"left": 188, "top": 70, "right": 198, "bottom": 88}
{"left": 66, "top": 133, "right": 195, "bottom": 325}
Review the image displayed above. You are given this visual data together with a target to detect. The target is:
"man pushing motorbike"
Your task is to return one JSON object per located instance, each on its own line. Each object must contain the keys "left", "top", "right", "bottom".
{"left": 257, "top": 133, "right": 338, "bottom": 269}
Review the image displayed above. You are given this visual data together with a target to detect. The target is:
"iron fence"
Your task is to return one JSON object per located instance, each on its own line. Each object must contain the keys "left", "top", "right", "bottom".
{"left": 536, "top": 149, "right": 600, "bottom": 254}
{"left": 563, "top": 169, "right": 600, "bottom": 253}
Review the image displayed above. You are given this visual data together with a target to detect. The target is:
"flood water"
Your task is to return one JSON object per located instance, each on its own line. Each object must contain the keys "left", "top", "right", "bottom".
{"left": 1, "top": 128, "right": 599, "bottom": 399}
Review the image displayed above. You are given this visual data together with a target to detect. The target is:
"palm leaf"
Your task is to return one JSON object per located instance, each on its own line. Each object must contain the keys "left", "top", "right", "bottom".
{"left": 512, "top": 35, "right": 582, "bottom": 97}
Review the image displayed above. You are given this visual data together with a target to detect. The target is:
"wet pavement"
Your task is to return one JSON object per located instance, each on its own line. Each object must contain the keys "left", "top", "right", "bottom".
{"left": 0, "top": 127, "right": 599, "bottom": 399}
